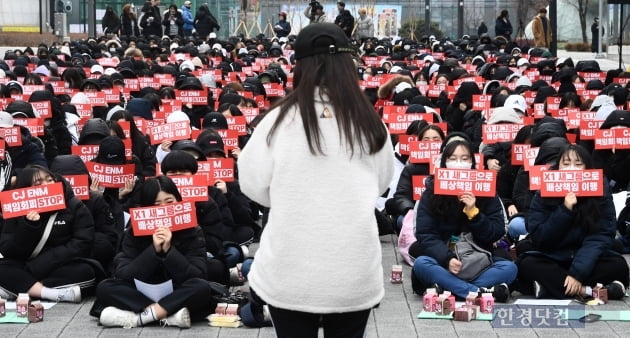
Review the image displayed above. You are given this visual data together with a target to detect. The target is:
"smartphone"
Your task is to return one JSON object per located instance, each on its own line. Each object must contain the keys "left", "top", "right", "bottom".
{"left": 579, "top": 313, "right": 601, "bottom": 323}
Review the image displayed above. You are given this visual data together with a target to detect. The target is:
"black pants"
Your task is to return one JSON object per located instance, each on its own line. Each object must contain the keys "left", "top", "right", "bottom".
{"left": 0, "top": 259, "right": 95, "bottom": 298}
{"left": 268, "top": 306, "right": 371, "bottom": 338}
{"left": 517, "top": 254, "right": 629, "bottom": 299}
{"left": 95, "top": 277, "right": 214, "bottom": 321}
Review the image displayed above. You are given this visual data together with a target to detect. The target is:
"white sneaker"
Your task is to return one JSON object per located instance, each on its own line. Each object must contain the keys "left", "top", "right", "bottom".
{"left": 160, "top": 307, "right": 191, "bottom": 328}
{"left": 100, "top": 306, "right": 138, "bottom": 328}
{"left": 57, "top": 286, "right": 81, "bottom": 303}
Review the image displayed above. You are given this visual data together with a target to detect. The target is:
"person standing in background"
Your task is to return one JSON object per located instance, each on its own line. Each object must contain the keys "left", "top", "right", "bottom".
{"left": 355, "top": 7, "right": 373, "bottom": 41}
{"left": 334, "top": 1, "right": 355, "bottom": 38}
{"left": 120, "top": 3, "right": 140, "bottom": 37}
{"left": 477, "top": 21, "right": 488, "bottom": 37}
{"left": 531, "top": 8, "right": 552, "bottom": 49}
{"left": 194, "top": 3, "right": 221, "bottom": 40}
{"left": 273, "top": 11, "right": 291, "bottom": 38}
{"left": 591, "top": 17, "right": 605, "bottom": 53}
{"left": 181, "top": 1, "right": 194, "bottom": 38}
{"left": 495, "top": 10, "right": 512, "bottom": 41}
{"left": 162, "top": 4, "right": 184, "bottom": 39}
{"left": 102, "top": 6, "right": 121, "bottom": 36}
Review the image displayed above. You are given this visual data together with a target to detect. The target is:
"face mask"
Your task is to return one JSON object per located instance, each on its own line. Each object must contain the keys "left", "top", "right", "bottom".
{"left": 445, "top": 161, "right": 473, "bottom": 169}
{"left": 561, "top": 165, "right": 581, "bottom": 171}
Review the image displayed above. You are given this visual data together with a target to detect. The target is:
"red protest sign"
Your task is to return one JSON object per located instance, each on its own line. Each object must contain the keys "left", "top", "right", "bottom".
{"left": 427, "top": 84, "right": 446, "bottom": 98}
{"left": 540, "top": 169, "right": 603, "bottom": 197}
{"left": 63, "top": 174, "right": 90, "bottom": 200}
{"left": 409, "top": 141, "right": 441, "bottom": 163}
{"left": 528, "top": 165, "right": 550, "bottom": 190}
{"left": 0, "top": 139, "right": 5, "bottom": 160}
{"left": 148, "top": 121, "right": 192, "bottom": 145}
{"left": 383, "top": 113, "right": 433, "bottom": 134}
{"left": 84, "top": 92, "right": 107, "bottom": 106}
{"left": 511, "top": 144, "right": 531, "bottom": 166}
{"left": 73, "top": 103, "right": 93, "bottom": 119}
{"left": 434, "top": 168, "right": 496, "bottom": 197}
{"left": 210, "top": 158, "right": 235, "bottom": 182}
{"left": 522, "top": 147, "right": 540, "bottom": 171}
{"left": 0, "top": 127, "right": 22, "bottom": 146}
{"left": 169, "top": 175, "right": 209, "bottom": 202}
{"left": 102, "top": 88, "right": 122, "bottom": 103}
{"left": 226, "top": 116, "right": 248, "bottom": 136}
{"left": 579, "top": 119, "right": 604, "bottom": 140}
{"left": 71, "top": 144, "right": 99, "bottom": 162}
{"left": 398, "top": 135, "right": 417, "bottom": 156}
{"left": 482, "top": 124, "right": 524, "bottom": 144}
{"left": 12, "top": 118, "right": 44, "bottom": 136}
{"left": 215, "top": 129, "right": 239, "bottom": 150}
{"left": 412, "top": 175, "right": 429, "bottom": 200}
{"left": 0, "top": 182, "right": 66, "bottom": 218}
{"left": 175, "top": 90, "right": 208, "bottom": 105}
{"left": 129, "top": 201, "right": 198, "bottom": 236}
{"left": 472, "top": 94, "right": 491, "bottom": 111}
{"left": 85, "top": 162, "right": 135, "bottom": 188}
{"left": 30, "top": 101, "right": 51, "bottom": 119}
{"left": 594, "top": 129, "right": 630, "bottom": 149}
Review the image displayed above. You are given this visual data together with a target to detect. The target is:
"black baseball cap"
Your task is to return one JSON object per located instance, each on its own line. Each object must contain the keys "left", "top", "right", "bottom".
{"left": 294, "top": 23, "right": 354, "bottom": 60}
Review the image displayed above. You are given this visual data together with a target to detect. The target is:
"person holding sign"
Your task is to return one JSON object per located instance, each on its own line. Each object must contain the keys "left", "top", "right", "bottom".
{"left": 517, "top": 144, "right": 628, "bottom": 299}
{"left": 238, "top": 23, "right": 393, "bottom": 337}
{"left": 409, "top": 139, "right": 516, "bottom": 301}
{"left": 94, "top": 176, "right": 214, "bottom": 328}
{"left": 0, "top": 166, "right": 95, "bottom": 303}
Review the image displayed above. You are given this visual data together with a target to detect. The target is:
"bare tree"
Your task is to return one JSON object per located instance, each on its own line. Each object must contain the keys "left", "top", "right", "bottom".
{"left": 566, "top": 0, "right": 589, "bottom": 42}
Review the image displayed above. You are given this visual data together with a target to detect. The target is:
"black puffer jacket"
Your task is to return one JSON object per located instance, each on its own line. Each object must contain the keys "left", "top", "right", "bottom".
{"left": 386, "top": 163, "right": 430, "bottom": 217}
{"left": 7, "top": 126, "right": 47, "bottom": 170}
{"left": 0, "top": 178, "right": 95, "bottom": 279}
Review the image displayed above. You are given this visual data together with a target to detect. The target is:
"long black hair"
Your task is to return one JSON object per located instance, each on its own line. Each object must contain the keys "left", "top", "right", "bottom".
{"left": 15, "top": 165, "right": 58, "bottom": 189}
{"left": 139, "top": 175, "right": 183, "bottom": 207}
{"left": 266, "top": 52, "right": 388, "bottom": 156}
{"left": 549, "top": 144, "right": 601, "bottom": 234}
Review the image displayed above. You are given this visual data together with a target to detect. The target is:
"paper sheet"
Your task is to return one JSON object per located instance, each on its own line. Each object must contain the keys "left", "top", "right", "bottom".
{"left": 512, "top": 299, "right": 572, "bottom": 306}
{"left": 133, "top": 279, "right": 173, "bottom": 302}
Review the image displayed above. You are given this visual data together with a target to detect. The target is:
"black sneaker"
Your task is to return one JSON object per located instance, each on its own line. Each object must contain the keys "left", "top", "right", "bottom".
{"left": 480, "top": 283, "right": 510, "bottom": 303}
{"left": 604, "top": 281, "right": 626, "bottom": 300}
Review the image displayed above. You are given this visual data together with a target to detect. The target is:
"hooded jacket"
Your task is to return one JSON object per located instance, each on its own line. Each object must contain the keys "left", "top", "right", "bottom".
{"left": 0, "top": 177, "right": 95, "bottom": 280}
{"left": 181, "top": 5, "right": 194, "bottom": 31}
{"left": 592, "top": 110, "right": 630, "bottom": 193}
{"left": 7, "top": 126, "right": 48, "bottom": 170}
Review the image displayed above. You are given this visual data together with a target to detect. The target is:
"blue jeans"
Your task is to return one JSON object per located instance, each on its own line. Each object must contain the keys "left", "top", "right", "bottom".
{"left": 507, "top": 216, "right": 527, "bottom": 241}
{"left": 224, "top": 246, "right": 242, "bottom": 268}
{"left": 412, "top": 256, "right": 517, "bottom": 298}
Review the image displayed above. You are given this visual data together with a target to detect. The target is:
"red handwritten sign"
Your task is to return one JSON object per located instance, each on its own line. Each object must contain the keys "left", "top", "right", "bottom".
{"left": 169, "top": 175, "right": 209, "bottom": 202}
{"left": 434, "top": 168, "right": 496, "bottom": 197}
{"left": 540, "top": 169, "right": 603, "bottom": 197}
{"left": 0, "top": 182, "right": 66, "bottom": 218}
{"left": 85, "top": 162, "right": 135, "bottom": 188}
{"left": 63, "top": 174, "right": 90, "bottom": 200}
{"left": 129, "top": 201, "right": 198, "bottom": 236}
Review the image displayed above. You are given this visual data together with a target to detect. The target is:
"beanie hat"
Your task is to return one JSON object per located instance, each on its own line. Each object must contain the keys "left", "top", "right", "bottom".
{"left": 126, "top": 98, "right": 153, "bottom": 120}
{"left": 294, "top": 23, "right": 354, "bottom": 60}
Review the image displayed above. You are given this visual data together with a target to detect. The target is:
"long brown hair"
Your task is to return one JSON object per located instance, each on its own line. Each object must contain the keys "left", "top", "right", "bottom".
{"left": 266, "top": 52, "right": 388, "bottom": 156}
{"left": 122, "top": 4, "right": 136, "bottom": 20}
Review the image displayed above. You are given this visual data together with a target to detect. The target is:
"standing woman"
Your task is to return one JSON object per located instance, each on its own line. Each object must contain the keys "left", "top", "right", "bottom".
{"left": 94, "top": 176, "right": 214, "bottom": 328}
{"left": 495, "top": 10, "right": 513, "bottom": 41}
{"left": 517, "top": 144, "right": 628, "bottom": 299}
{"left": 139, "top": 1, "right": 162, "bottom": 39}
{"left": 120, "top": 3, "right": 140, "bottom": 37}
{"left": 0, "top": 166, "right": 95, "bottom": 302}
{"left": 194, "top": 4, "right": 220, "bottom": 40}
{"left": 102, "top": 6, "right": 121, "bottom": 36}
{"left": 238, "top": 23, "right": 393, "bottom": 337}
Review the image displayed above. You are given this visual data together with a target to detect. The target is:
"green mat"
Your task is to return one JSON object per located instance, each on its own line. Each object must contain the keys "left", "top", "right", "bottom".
{"left": 418, "top": 310, "right": 494, "bottom": 321}
{"left": 0, "top": 312, "right": 29, "bottom": 324}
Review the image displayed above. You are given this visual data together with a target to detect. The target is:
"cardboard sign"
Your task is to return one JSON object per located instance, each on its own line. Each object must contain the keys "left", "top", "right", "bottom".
{"left": 594, "top": 129, "right": 630, "bottom": 149}
{"left": 169, "top": 175, "right": 209, "bottom": 202}
{"left": 85, "top": 162, "right": 135, "bottom": 188}
{"left": 148, "top": 121, "right": 192, "bottom": 145}
{"left": 0, "top": 127, "right": 22, "bottom": 146}
{"left": 0, "top": 182, "right": 66, "bottom": 218}
{"left": 482, "top": 124, "right": 524, "bottom": 144}
{"left": 540, "top": 169, "right": 603, "bottom": 197}
{"left": 412, "top": 175, "right": 429, "bottom": 200}
{"left": 175, "top": 90, "right": 208, "bottom": 105}
{"left": 510, "top": 144, "right": 531, "bottom": 166}
{"left": 528, "top": 165, "right": 550, "bottom": 190}
{"left": 63, "top": 174, "right": 90, "bottom": 200}
{"left": 129, "top": 201, "right": 198, "bottom": 236}
{"left": 409, "top": 141, "right": 442, "bottom": 163}
{"left": 434, "top": 168, "right": 496, "bottom": 197}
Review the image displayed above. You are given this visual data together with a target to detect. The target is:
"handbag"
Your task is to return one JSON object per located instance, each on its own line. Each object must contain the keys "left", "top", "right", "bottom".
{"left": 30, "top": 212, "right": 58, "bottom": 259}
{"left": 453, "top": 232, "right": 493, "bottom": 281}
{"left": 397, "top": 209, "right": 416, "bottom": 266}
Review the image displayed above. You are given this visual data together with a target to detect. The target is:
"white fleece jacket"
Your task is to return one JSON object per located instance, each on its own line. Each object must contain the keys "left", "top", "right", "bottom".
{"left": 238, "top": 101, "right": 394, "bottom": 313}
